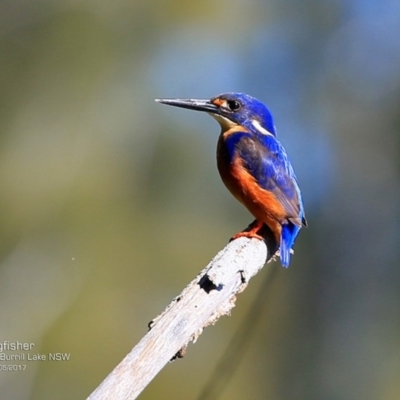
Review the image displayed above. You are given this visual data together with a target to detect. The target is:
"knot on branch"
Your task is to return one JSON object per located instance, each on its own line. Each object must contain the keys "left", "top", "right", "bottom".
{"left": 198, "top": 274, "right": 223, "bottom": 293}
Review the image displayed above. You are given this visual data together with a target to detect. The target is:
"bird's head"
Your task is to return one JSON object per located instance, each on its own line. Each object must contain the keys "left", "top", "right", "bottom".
{"left": 156, "top": 92, "right": 276, "bottom": 136}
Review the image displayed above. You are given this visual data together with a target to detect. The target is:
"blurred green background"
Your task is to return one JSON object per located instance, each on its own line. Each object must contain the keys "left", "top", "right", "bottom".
{"left": 1, "top": 1, "right": 400, "bottom": 399}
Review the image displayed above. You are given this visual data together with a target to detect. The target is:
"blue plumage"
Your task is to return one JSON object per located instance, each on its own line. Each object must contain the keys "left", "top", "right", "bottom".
{"left": 223, "top": 123, "right": 306, "bottom": 267}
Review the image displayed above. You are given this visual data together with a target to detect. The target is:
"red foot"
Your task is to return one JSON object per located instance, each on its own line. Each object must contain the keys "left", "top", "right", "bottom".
{"left": 231, "top": 231, "right": 264, "bottom": 241}
{"left": 231, "top": 220, "right": 264, "bottom": 241}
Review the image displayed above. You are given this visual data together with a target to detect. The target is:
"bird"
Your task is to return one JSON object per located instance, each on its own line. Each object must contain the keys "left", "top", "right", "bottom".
{"left": 155, "top": 92, "right": 307, "bottom": 267}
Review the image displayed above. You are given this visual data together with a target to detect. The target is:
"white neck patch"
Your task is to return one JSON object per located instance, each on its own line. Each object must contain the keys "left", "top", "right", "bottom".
{"left": 209, "top": 113, "right": 238, "bottom": 130}
{"left": 251, "top": 119, "right": 274, "bottom": 136}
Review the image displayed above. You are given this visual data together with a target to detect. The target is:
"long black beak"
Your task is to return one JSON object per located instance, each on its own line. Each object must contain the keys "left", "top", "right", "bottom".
{"left": 155, "top": 98, "right": 219, "bottom": 114}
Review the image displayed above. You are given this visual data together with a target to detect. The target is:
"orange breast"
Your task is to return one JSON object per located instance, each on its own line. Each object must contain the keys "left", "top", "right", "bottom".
{"left": 217, "top": 138, "right": 286, "bottom": 241}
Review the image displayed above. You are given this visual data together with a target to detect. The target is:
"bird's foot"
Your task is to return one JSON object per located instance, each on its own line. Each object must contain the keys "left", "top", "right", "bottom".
{"left": 230, "top": 220, "right": 281, "bottom": 264}
{"left": 230, "top": 231, "right": 264, "bottom": 241}
{"left": 230, "top": 220, "right": 265, "bottom": 242}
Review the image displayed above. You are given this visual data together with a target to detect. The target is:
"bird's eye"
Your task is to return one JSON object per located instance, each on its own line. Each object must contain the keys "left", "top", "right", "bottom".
{"left": 226, "top": 100, "right": 241, "bottom": 111}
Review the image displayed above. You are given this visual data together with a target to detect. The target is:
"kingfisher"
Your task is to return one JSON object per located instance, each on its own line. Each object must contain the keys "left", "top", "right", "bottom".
{"left": 155, "top": 93, "right": 307, "bottom": 267}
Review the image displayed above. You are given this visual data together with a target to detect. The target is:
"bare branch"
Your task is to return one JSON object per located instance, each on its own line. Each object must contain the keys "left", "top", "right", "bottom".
{"left": 87, "top": 237, "right": 269, "bottom": 400}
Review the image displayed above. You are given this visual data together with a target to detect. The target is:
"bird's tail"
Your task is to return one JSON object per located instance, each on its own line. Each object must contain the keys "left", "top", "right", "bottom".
{"left": 280, "top": 223, "right": 301, "bottom": 268}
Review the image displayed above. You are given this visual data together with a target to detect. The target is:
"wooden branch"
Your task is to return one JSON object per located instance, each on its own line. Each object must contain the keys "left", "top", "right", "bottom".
{"left": 87, "top": 237, "right": 269, "bottom": 400}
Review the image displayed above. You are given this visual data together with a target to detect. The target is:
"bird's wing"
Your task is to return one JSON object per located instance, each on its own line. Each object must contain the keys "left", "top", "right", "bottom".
{"left": 237, "top": 135, "right": 305, "bottom": 226}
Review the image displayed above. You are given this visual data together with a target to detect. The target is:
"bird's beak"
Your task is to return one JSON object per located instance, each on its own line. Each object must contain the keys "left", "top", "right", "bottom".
{"left": 155, "top": 98, "right": 219, "bottom": 114}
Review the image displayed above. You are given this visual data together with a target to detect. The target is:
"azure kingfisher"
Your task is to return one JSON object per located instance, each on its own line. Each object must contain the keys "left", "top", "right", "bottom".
{"left": 155, "top": 92, "right": 307, "bottom": 267}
